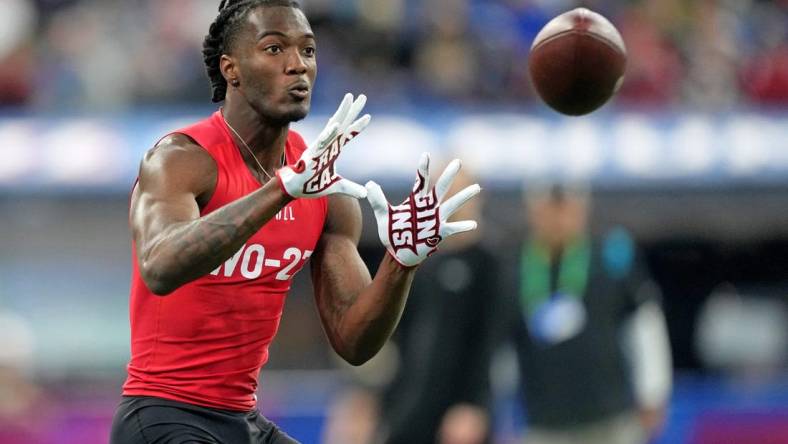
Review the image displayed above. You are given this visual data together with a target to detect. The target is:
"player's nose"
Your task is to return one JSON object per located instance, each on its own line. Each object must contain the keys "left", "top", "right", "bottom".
{"left": 285, "top": 51, "right": 308, "bottom": 75}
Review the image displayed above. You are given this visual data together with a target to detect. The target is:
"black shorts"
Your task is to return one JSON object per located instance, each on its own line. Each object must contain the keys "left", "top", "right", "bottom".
{"left": 110, "top": 396, "right": 300, "bottom": 444}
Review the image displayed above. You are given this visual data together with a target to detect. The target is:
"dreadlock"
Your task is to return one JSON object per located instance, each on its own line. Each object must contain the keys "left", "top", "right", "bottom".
{"left": 203, "top": 0, "right": 302, "bottom": 103}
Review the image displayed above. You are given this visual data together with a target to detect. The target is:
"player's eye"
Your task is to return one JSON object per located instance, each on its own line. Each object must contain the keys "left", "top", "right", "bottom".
{"left": 264, "top": 45, "right": 282, "bottom": 55}
{"left": 303, "top": 46, "right": 316, "bottom": 57}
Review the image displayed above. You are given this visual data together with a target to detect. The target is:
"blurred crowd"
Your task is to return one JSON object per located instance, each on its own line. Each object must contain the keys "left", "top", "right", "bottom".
{"left": 0, "top": 1, "right": 787, "bottom": 442}
{"left": 0, "top": 0, "right": 786, "bottom": 110}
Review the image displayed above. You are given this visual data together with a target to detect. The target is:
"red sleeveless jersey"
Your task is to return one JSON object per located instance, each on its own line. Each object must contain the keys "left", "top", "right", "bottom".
{"left": 123, "top": 111, "right": 327, "bottom": 411}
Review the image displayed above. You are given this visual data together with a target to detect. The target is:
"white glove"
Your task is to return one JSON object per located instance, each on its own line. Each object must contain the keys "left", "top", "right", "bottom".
{"left": 365, "top": 153, "right": 481, "bottom": 268}
{"left": 276, "top": 93, "right": 370, "bottom": 199}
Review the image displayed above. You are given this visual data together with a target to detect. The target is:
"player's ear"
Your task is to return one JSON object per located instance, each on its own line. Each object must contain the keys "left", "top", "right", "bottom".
{"left": 220, "top": 54, "right": 240, "bottom": 87}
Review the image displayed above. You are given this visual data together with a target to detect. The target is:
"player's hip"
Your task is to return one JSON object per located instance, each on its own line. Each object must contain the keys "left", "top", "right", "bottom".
{"left": 109, "top": 395, "right": 299, "bottom": 444}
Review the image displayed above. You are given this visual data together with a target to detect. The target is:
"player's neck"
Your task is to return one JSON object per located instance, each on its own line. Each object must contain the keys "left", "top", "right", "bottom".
{"left": 221, "top": 101, "right": 289, "bottom": 166}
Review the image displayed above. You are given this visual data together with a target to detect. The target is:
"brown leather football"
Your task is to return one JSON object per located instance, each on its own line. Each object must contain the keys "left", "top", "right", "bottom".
{"left": 528, "top": 8, "right": 627, "bottom": 116}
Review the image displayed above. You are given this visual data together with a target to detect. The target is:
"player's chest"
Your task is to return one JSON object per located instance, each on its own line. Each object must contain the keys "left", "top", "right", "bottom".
{"left": 207, "top": 198, "right": 325, "bottom": 284}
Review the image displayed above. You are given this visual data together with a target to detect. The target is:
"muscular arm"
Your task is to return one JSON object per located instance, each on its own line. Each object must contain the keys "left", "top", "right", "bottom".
{"left": 310, "top": 195, "right": 417, "bottom": 365}
{"left": 132, "top": 134, "right": 291, "bottom": 295}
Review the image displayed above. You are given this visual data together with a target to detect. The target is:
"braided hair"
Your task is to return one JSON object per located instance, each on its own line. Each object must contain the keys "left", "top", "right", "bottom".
{"left": 203, "top": 0, "right": 302, "bottom": 103}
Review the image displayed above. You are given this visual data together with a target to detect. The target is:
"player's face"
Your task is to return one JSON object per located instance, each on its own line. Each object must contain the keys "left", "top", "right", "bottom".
{"left": 234, "top": 6, "right": 316, "bottom": 124}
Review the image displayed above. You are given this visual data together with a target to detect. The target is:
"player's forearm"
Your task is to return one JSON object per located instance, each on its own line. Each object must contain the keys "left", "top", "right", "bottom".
{"left": 140, "top": 181, "right": 292, "bottom": 294}
{"left": 332, "top": 254, "right": 416, "bottom": 365}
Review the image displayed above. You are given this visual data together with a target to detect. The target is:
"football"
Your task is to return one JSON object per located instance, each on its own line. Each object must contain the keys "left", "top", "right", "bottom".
{"left": 528, "top": 8, "right": 627, "bottom": 116}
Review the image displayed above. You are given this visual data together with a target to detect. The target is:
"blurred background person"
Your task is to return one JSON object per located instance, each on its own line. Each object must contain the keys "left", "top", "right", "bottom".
{"left": 322, "top": 165, "right": 501, "bottom": 444}
{"left": 0, "top": 308, "right": 45, "bottom": 444}
{"left": 504, "top": 184, "right": 672, "bottom": 444}
{"left": 376, "top": 166, "right": 500, "bottom": 444}
{"left": 321, "top": 386, "right": 380, "bottom": 444}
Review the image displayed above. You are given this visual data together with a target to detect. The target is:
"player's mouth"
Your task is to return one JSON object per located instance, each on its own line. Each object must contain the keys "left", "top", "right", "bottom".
{"left": 287, "top": 81, "right": 310, "bottom": 100}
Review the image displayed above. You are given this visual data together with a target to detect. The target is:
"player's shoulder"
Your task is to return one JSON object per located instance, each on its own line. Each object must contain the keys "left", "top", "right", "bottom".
{"left": 136, "top": 132, "right": 217, "bottom": 201}
{"left": 138, "top": 132, "right": 217, "bottom": 198}
{"left": 144, "top": 133, "right": 213, "bottom": 168}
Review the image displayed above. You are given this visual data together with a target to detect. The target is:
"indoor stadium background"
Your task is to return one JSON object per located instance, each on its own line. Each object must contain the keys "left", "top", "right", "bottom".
{"left": 0, "top": 0, "right": 786, "bottom": 443}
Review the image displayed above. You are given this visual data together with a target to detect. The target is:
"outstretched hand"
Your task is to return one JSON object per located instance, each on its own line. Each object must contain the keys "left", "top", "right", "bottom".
{"left": 365, "top": 153, "right": 481, "bottom": 268}
{"left": 276, "top": 93, "right": 370, "bottom": 199}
